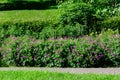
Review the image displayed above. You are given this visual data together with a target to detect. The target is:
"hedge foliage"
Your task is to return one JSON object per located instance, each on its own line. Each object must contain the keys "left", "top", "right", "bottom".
{"left": 1, "top": 30, "right": 120, "bottom": 67}
{"left": 58, "top": 1, "right": 120, "bottom": 34}
{"left": 58, "top": 2, "right": 104, "bottom": 34}
{"left": 101, "top": 16, "right": 120, "bottom": 31}
{"left": 0, "top": 20, "right": 56, "bottom": 40}
{"left": 0, "top": 0, "right": 57, "bottom": 10}
{"left": 0, "top": 16, "right": 120, "bottom": 41}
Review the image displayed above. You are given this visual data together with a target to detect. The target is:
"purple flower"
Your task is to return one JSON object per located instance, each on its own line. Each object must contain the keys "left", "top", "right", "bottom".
{"left": 101, "top": 43, "right": 105, "bottom": 48}
{"left": 63, "top": 36, "right": 67, "bottom": 40}
{"left": 81, "top": 34, "right": 84, "bottom": 38}
{"left": 94, "top": 52, "right": 97, "bottom": 54}
{"left": 17, "top": 52, "right": 21, "bottom": 55}
{"left": 76, "top": 51, "right": 79, "bottom": 55}
{"left": 12, "top": 36, "right": 17, "bottom": 40}
{"left": 62, "top": 60, "right": 64, "bottom": 62}
{"left": 88, "top": 64, "right": 91, "bottom": 67}
{"left": 50, "top": 37, "right": 54, "bottom": 41}
{"left": 96, "top": 55, "right": 100, "bottom": 60}
{"left": 35, "top": 48, "right": 38, "bottom": 51}
{"left": 90, "top": 58, "right": 95, "bottom": 64}
{"left": 86, "top": 48, "right": 89, "bottom": 52}
{"left": 55, "top": 58, "right": 59, "bottom": 61}
{"left": 60, "top": 42, "right": 62, "bottom": 46}
{"left": 17, "top": 48, "right": 21, "bottom": 51}
{"left": 89, "top": 46, "right": 93, "bottom": 50}
{"left": 32, "top": 56, "right": 36, "bottom": 60}
{"left": 114, "top": 34, "right": 119, "bottom": 37}
{"left": 56, "top": 50, "right": 60, "bottom": 53}
{"left": 77, "top": 62, "right": 80, "bottom": 65}
{"left": 46, "top": 54, "right": 49, "bottom": 58}
{"left": 73, "top": 46, "right": 76, "bottom": 49}
{"left": 87, "top": 36, "right": 91, "bottom": 39}
{"left": 67, "top": 58, "right": 71, "bottom": 61}
{"left": 99, "top": 52, "right": 103, "bottom": 57}
{"left": 22, "top": 56, "right": 27, "bottom": 59}
{"left": 90, "top": 39, "right": 94, "bottom": 43}
{"left": 72, "top": 49, "right": 74, "bottom": 53}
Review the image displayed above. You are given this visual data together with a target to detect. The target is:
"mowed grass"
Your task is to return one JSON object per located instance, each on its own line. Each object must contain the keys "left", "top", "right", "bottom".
{"left": 0, "top": 9, "right": 59, "bottom": 22}
{"left": 0, "top": 70, "right": 119, "bottom": 80}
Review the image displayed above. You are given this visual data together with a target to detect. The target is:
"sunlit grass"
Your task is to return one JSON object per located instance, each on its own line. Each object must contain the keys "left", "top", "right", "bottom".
{"left": 0, "top": 70, "right": 119, "bottom": 80}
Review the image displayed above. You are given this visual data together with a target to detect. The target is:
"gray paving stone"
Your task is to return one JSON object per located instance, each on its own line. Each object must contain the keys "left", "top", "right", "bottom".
{"left": 0, "top": 67, "right": 120, "bottom": 74}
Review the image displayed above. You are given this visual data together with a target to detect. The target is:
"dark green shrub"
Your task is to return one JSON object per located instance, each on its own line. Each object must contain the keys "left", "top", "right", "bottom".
{"left": 58, "top": 2, "right": 102, "bottom": 34}
{"left": 1, "top": 30, "right": 120, "bottom": 67}
{"left": 101, "top": 16, "right": 120, "bottom": 32}
{"left": 55, "top": 24, "right": 87, "bottom": 38}
{"left": 0, "top": 0, "right": 57, "bottom": 10}
{"left": 39, "top": 26, "right": 55, "bottom": 40}
{"left": 59, "top": 2, "right": 93, "bottom": 25}
{"left": 64, "top": 0, "right": 120, "bottom": 7}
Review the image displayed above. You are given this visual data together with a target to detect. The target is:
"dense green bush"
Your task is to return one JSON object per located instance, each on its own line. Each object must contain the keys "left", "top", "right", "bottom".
{"left": 101, "top": 16, "right": 120, "bottom": 32}
{"left": 39, "top": 26, "right": 55, "bottom": 39}
{"left": 60, "top": 0, "right": 120, "bottom": 18}
{"left": 55, "top": 24, "right": 87, "bottom": 38}
{"left": 58, "top": 2, "right": 103, "bottom": 34}
{"left": 62, "top": 0, "right": 120, "bottom": 6}
{"left": 39, "top": 23, "right": 86, "bottom": 39}
{"left": 58, "top": 1, "right": 120, "bottom": 34}
{"left": 1, "top": 30, "right": 120, "bottom": 67}
{"left": 59, "top": 2, "right": 93, "bottom": 25}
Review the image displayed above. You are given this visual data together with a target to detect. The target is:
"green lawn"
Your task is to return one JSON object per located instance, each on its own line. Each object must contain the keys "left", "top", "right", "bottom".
{"left": 0, "top": 9, "right": 59, "bottom": 23}
{"left": 0, "top": 71, "right": 119, "bottom": 80}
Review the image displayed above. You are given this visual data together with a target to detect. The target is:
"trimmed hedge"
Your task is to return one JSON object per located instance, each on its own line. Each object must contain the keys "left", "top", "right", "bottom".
{"left": 0, "top": 19, "right": 57, "bottom": 40}
{"left": 0, "top": 0, "right": 57, "bottom": 10}
{"left": 1, "top": 30, "right": 120, "bottom": 67}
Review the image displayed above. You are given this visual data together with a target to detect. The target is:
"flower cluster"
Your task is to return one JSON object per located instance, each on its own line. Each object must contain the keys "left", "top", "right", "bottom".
{"left": 1, "top": 32, "right": 120, "bottom": 67}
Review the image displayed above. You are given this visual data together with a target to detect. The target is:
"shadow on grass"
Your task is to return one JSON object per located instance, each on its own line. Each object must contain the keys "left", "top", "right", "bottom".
{"left": 0, "top": 1, "right": 57, "bottom": 10}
